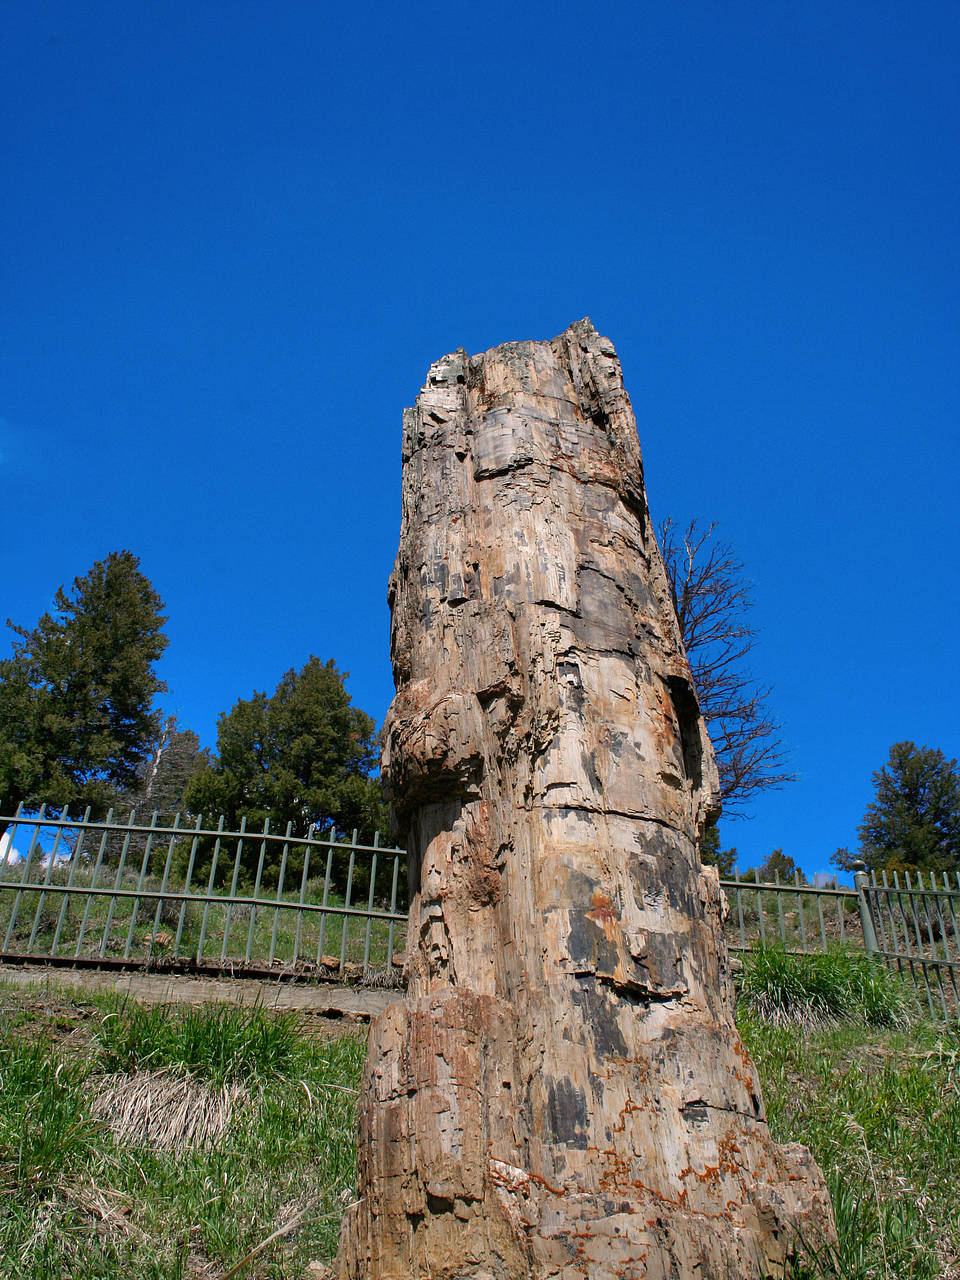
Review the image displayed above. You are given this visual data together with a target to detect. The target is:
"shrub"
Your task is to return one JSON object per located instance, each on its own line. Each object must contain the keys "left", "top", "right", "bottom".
{"left": 738, "top": 945, "right": 911, "bottom": 1028}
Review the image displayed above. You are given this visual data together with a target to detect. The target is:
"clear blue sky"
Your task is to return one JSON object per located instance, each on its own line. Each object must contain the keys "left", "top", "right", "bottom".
{"left": 2, "top": 1, "right": 958, "bottom": 878}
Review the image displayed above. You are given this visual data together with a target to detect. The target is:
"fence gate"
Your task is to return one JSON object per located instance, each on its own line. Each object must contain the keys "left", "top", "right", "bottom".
{"left": 853, "top": 863, "right": 960, "bottom": 1020}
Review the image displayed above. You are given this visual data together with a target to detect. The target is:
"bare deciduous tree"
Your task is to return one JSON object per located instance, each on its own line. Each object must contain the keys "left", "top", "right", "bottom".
{"left": 659, "top": 517, "right": 794, "bottom": 814}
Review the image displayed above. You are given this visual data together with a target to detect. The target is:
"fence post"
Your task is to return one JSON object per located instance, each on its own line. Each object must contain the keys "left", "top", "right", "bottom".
{"left": 852, "top": 860, "right": 878, "bottom": 956}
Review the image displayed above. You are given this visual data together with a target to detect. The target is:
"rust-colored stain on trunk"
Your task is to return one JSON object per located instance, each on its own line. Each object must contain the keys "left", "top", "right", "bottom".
{"left": 586, "top": 891, "right": 619, "bottom": 937}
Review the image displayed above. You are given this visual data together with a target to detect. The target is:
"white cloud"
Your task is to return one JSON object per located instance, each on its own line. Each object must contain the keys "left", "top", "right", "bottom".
{"left": 0, "top": 830, "right": 23, "bottom": 865}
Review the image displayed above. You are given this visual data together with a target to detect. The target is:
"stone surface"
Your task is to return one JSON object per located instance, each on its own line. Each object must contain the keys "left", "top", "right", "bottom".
{"left": 337, "top": 320, "right": 834, "bottom": 1279}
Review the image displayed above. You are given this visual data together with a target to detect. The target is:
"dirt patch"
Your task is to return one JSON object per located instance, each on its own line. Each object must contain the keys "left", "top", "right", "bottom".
{"left": 0, "top": 962, "right": 395, "bottom": 1040}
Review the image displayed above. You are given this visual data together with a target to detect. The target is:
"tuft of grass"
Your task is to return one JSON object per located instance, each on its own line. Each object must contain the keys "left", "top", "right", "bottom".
{"left": 92, "top": 998, "right": 306, "bottom": 1087}
{"left": 92, "top": 1069, "right": 246, "bottom": 1151}
{"left": 738, "top": 944, "right": 912, "bottom": 1028}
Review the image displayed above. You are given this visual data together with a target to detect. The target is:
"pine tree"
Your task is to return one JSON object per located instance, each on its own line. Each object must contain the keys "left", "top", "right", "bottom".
{"left": 758, "top": 848, "right": 804, "bottom": 884}
{"left": 183, "top": 656, "right": 385, "bottom": 849}
{"left": 833, "top": 742, "right": 960, "bottom": 876}
{"left": 0, "top": 551, "right": 168, "bottom": 819}
{"left": 698, "top": 820, "right": 737, "bottom": 876}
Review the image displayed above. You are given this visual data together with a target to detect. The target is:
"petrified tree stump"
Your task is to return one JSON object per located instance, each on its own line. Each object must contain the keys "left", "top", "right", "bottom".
{"left": 337, "top": 320, "right": 833, "bottom": 1279}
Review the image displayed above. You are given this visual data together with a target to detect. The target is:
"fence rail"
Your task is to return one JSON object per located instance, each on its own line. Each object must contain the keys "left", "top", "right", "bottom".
{"left": 1, "top": 806, "right": 958, "bottom": 1016}
{"left": 0, "top": 806, "right": 407, "bottom": 983}
{"left": 718, "top": 864, "right": 960, "bottom": 1020}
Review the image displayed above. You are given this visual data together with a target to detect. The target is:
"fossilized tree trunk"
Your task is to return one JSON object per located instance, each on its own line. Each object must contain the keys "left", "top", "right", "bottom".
{"left": 337, "top": 320, "right": 833, "bottom": 1279}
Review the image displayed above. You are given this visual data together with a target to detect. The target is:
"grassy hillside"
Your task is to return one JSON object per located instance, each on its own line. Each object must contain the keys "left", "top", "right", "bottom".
{"left": 0, "top": 983, "right": 364, "bottom": 1278}
{"left": 0, "top": 977, "right": 957, "bottom": 1278}
{"left": 742, "top": 1016, "right": 959, "bottom": 1279}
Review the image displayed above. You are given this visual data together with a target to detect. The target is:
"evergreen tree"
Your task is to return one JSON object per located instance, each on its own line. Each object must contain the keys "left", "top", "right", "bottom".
{"left": 0, "top": 551, "right": 168, "bottom": 819}
{"left": 735, "top": 850, "right": 805, "bottom": 884}
{"left": 183, "top": 657, "right": 385, "bottom": 846}
{"left": 833, "top": 742, "right": 960, "bottom": 876}
{"left": 698, "top": 820, "right": 737, "bottom": 876}
{"left": 758, "top": 848, "right": 805, "bottom": 884}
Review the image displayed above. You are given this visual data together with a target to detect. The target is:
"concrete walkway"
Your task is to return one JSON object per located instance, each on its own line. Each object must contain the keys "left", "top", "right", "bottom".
{"left": 0, "top": 961, "right": 398, "bottom": 1021}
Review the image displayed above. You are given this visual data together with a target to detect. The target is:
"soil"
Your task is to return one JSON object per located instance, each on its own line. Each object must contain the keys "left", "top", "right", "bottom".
{"left": 0, "top": 961, "right": 395, "bottom": 1041}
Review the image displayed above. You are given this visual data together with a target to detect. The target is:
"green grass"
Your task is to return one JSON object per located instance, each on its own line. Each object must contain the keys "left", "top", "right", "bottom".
{"left": 742, "top": 1014, "right": 960, "bottom": 1279}
{"left": 93, "top": 999, "right": 307, "bottom": 1087}
{"left": 738, "top": 944, "right": 913, "bottom": 1029}
{"left": 0, "top": 985, "right": 365, "bottom": 1278}
{"left": 2, "top": 977, "right": 958, "bottom": 1279}
{"left": 0, "top": 1038, "right": 99, "bottom": 1196}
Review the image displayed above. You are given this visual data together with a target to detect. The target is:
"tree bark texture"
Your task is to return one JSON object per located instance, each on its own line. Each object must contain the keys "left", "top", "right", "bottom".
{"left": 337, "top": 320, "right": 834, "bottom": 1279}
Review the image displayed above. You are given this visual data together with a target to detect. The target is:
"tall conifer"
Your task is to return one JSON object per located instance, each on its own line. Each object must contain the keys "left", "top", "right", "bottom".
{"left": 0, "top": 550, "right": 168, "bottom": 818}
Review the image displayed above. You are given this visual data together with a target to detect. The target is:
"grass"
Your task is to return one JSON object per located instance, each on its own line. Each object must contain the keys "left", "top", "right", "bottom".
{"left": 737, "top": 947, "right": 958, "bottom": 1276}
{"left": 2, "top": 968, "right": 959, "bottom": 1278}
{"left": 93, "top": 1000, "right": 307, "bottom": 1086}
{"left": 743, "top": 1015, "right": 960, "bottom": 1279}
{"left": 0, "top": 982, "right": 365, "bottom": 1278}
{"left": 738, "top": 943, "right": 914, "bottom": 1029}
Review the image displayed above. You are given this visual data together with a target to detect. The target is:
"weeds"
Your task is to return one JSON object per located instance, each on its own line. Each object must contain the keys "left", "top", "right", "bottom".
{"left": 920, "top": 1021, "right": 960, "bottom": 1086}
{"left": 738, "top": 944, "right": 911, "bottom": 1028}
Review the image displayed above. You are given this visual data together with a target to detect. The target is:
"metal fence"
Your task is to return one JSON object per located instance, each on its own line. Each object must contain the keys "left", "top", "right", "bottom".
{"left": 719, "top": 864, "right": 960, "bottom": 1020}
{"left": 854, "top": 864, "right": 960, "bottom": 1021}
{"left": 0, "top": 806, "right": 407, "bottom": 983}
{"left": 719, "top": 869, "right": 863, "bottom": 954}
{"left": 2, "top": 805, "right": 958, "bottom": 1016}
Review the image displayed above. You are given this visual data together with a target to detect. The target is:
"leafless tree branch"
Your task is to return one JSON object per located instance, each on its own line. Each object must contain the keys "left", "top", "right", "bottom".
{"left": 659, "top": 517, "right": 795, "bottom": 815}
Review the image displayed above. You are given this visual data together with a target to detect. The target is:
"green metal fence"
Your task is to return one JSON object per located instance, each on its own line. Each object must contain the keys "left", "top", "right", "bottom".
{"left": 852, "top": 863, "right": 960, "bottom": 1020}
{"left": 0, "top": 806, "right": 407, "bottom": 983}
{"left": 719, "top": 864, "right": 960, "bottom": 1020}
{"left": 2, "top": 805, "right": 958, "bottom": 1015}
{"left": 719, "top": 870, "right": 863, "bottom": 954}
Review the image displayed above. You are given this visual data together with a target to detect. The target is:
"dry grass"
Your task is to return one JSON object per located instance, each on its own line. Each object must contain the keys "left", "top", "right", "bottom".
{"left": 91, "top": 1069, "right": 247, "bottom": 1152}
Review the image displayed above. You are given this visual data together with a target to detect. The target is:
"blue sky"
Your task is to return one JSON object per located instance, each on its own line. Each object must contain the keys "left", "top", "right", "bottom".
{"left": 2, "top": 1, "right": 958, "bottom": 877}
